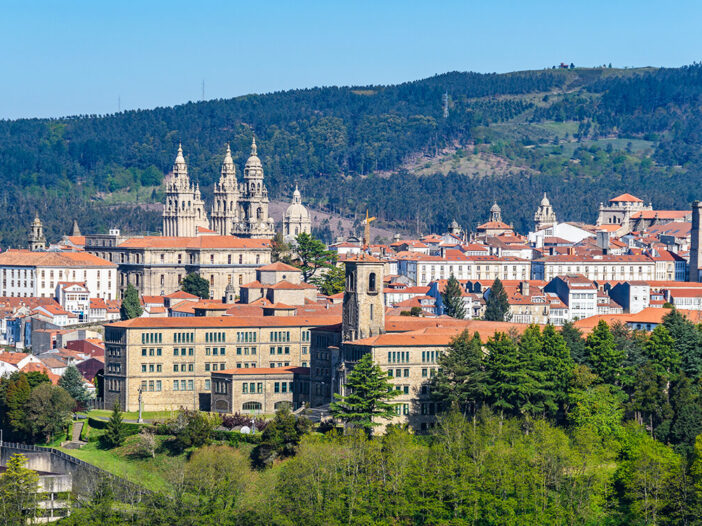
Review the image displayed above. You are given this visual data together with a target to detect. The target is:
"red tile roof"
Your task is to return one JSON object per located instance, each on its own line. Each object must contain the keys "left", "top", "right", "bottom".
{"left": 0, "top": 250, "right": 116, "bottom": 268}
{"left": 257, "top": 262, "right": 300, "bottom": 272}
{"left": 610, "top": 193, "right": 643, "bottom": 203}
{"left": 118, "top": 236, "right": 270, "bottom": 249}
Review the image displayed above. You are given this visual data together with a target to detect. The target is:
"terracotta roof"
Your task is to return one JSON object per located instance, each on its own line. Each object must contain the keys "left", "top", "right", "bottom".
{"left": 0, "top": 250, "right": 116, "bottom": 268}
{"left": 257, "top": 262, "right": 300, "bottom": 272}
{"left": 477, "top": 221, "right": 512, "bottom": 230}
{"left": 117, "top": 236, "right": 270, "bottom": 249}
{"left": 269, "top": 280, "right": 317, "bottom": 290}
{"left": 196, "top": 226, "right": 216, "bottom": 233}
{"left": 264, "top": 303, "right": 297, "bottom": 309}
{"left": 574, "top": 307, "right": 702, "bottom": 330}
{"left": 0, "top": 351, "right": 30, "bottom": 365}
{"left": 344, "top": 254, "right": 381, "bottom": 262}
{"left": 631, "top": 210, "right": 689, "bottom": 220}
{"left": 610, "top": 193, "right": 643, "bottom": 203}
{"left": 20, "top": 362, "right": 60, "bottom": 384}
{"left": 216, "top": 366, "right": 310, "bottom": 376}
{"left": 166, "top": 290, "right": 199, "bottom": 300}
{"left": 670, "top": 289, "right": 702, "bottom": 298}
{"left": 597, "top": 224, "right": 622, "bottom": 232}
{"left": 107, "top": 314, "right": 340, "bottom": 329}
{"left": 142, "top": 296, "right": 166, "bottom": 305}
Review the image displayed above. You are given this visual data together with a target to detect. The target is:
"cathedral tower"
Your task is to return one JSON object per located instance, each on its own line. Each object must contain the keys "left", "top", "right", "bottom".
{"left": 534, "top": 193, "right": 557, "bottom": 231}
{"left": 283, "top": 185, "right": 311, "bottom": 242}
{"left": 232, "top": 137, "right": 275, "bottom": 239}
{"left": 342, "top": 254, "right": 385, "bottom": 342}
{"left": 162, "top": 145, "right": 209, "bottom": 237}
{"left": 28, "top": 213, "right": 46, "bottom": 251}
{"left": 489, "top": 202, "right": 502, "bottom": 223}
{"left": 210, "top": 144, "right": 240, "bottom": 236}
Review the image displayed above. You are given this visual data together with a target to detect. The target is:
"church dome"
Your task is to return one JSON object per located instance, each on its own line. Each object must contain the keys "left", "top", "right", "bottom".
{"left": 540, "top": 193, "right": 551, "bottom": 206}
{"left": 490, "top": 202, "right": 501, "bottom": 213}
{"left": 244, "top": 137, "right": 263, "bottom": 176}
{"left": 284, "top": 185, "right": 309, "bottom": 220}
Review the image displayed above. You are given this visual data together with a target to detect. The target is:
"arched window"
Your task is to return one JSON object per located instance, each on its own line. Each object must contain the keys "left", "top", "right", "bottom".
{"left": 257, "top": 207, "right": 263, "bottom": 220}
{"left": 347, "top": 272, "right": 355, "bottom": 291}
{"left": 256, "top": 255, "right": 260, "bottom": 264}
{"left": 274, "top": 401, "right": 291, "bottom": 411}
{"left": 243, "top": 401, "right": 262, "bottom": 412}
{"left": 368, "top": 272, "right": 376, "bottom": 292}
{"left": 295, "top": 227, "right": 299, "bottom": 235}
{"left": 239, "top": 255, "right": 243, "bottom": 264}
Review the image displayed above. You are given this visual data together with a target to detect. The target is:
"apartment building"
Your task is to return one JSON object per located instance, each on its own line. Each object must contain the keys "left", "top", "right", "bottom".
{"left": 532, "top": 254, "right": 655, "bottom": 282}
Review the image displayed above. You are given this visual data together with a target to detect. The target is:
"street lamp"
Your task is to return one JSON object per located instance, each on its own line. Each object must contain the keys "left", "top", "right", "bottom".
{"left": 137, "top": 386, "right": 143, "bottom": 423}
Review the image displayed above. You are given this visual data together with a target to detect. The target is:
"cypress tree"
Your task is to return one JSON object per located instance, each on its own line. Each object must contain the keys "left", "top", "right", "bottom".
{"left": 58, "top": 365, "right": 90, "bottom": 405}
{"left": 484, "top": 278, "right": 510, "bottom": 321}
{"left": 442, "top": 274, "right": 466, "bottom": 319}
{"left": 120, "top": 283, "right": 143, "bottom": 320}
{"left": 645, "top": 325, "right": 681, "bottom": 380}
{"left": 102, "top": 400, "right": 126, "bottom": 448}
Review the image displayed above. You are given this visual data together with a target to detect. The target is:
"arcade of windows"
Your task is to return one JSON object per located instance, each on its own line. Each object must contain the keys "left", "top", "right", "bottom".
{"left": 141, "top": 332, "right": 162, "bottom": 344}
{"left": 236, "top": 331, "right": 257, "bottom": 343}
{"left": 206, "top": 332, "right": 226, "bottom": 343}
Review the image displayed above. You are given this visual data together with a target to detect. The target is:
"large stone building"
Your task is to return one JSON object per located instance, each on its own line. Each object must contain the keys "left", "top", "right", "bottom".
{"left": 690, "top": 201, "right": 702, "bottom": 282}
{"left": 85, "top": 233, "right": 271, "bottom": 299}
{"left": 162, "top": 138, "right": 277, "bottom": 239}
{"left": 534, "top": 193, "right": 557, "bottom": 231}
{"left": 283, "top": 185, "right": 311, "bottom": 242}
{"left": 103, "top": 313, "right": 338, "bottom": 412}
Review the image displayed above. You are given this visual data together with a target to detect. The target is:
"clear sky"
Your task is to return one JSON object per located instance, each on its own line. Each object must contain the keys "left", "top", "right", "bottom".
{"left": 1, "top": 0, "right": 700, "bottom": 119}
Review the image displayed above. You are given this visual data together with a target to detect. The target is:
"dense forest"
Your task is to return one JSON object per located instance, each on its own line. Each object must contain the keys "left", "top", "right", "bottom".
{"left": 2, "top": 65, "right": 702, "bottom": 245}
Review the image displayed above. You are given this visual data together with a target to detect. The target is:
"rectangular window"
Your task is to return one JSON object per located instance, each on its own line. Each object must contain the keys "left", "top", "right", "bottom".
{"left": 141, "top": 364, "right": 146, "bottom": 373}
{"left": 422, "top": 368, "right": 427, "bottom": 378}
{"left": 282, "top": 382, "right": 287, "bottom": 393}
{"left": 142, "top": 348, "right": 147, "bottom": 356}
{"left": 188, "top": 364, "right": 194, "bottom": 372}
{"left": 243, "top": 383, "right": 248, "bottom": 393}
{"left": 204, "top": 380, "right": 210, "bottom": 391}
{"left": 221, "top": 347, "right": 226, "bottom": 355}
{"left": 205, "top": 363, "right": 210, "bottom": 372}
{"left": 156, "top": 381, "right": 162, "bottom": 392}
{"left": 404, "top": 369, "right": 409, "bottom": 378}
{"left": 157, "top": 364, "right": 162, "bottom": 372}
{"left": 257, "top": 382, "right": 263, "bottom": 393}
{"left": 149, "top": 364, "right": 154, "bottom": 373}
{"left": 187, "top": 380, "right": 194, "bottom": 391}
{"left": 173, "top": 364, "right": 179, "bottom": 372}
{"left": 173, "top": 380, "right": 179, "bottom": 391}
{"left": 206, "top": 347, "right": 211, "bottom": 356}
{"left": 274, "top": 382, "right": 280, "bottom": 393}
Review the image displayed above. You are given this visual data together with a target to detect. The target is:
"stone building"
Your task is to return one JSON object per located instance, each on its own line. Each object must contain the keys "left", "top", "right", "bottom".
{"left": 162, "top": 145, "right": 210, "bottom": 237}
{"left": 210, "top": 144, "right": 240, "bottom": 236}
{"left": 232, "top": 138, "right": 276, "bottom": 239}
{"left": 85, "top": 234, "right": 271, "bottom": 299}
{"left": 211, "top": 366, "right": 310, "bottom": 414}
{"left": 341, "top": 254, "right": 386, "bottom": 341}
{"left": 28, "top": 214, "right": 47, "bottom": 251}
{"left": 534, "top": 193, "right": 557, "bottom": 231}
{"left": 475, "top": 202, "right": 513, "bottom": 236}
{"left": 102, "top": 313, "right": 338, "bottom": 412}
{"left": 283, "top": 185, "right": 311, "bottom": 242}
{"left": 596, "top": 193, "right": 652, "bottom": 232}
{"left": 691, "top": 201, "right": 702, "bottom": 282}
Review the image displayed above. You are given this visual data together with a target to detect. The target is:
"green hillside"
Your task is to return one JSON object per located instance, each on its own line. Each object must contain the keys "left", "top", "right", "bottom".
{"left": 2, "top": 65, "right": 702, "bottom": 245}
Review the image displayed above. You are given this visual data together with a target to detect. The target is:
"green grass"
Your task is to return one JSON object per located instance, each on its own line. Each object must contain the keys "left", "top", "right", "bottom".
{"left": 58, "top": 436, "right": 186, "bottom": 493}
{"left": 85, "top": 409, "right": 178, "bottom": 421}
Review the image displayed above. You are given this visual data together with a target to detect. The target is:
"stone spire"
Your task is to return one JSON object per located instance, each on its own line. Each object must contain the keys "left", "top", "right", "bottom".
{"left": 71, "top": 219, "right": 81, "bottom": 237}
{"left": 211, "top": 143, "right": 240, "bottom": 236}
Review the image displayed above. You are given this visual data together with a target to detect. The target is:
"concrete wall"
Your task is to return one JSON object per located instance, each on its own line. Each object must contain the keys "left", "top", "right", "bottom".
{"left": 0, "top": 443, "right": 148, "bottom": 501}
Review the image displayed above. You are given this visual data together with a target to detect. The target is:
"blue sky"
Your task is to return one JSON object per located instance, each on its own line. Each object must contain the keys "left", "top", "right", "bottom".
{"left": 1, "top": 0, "right": 700, "bottom": 119}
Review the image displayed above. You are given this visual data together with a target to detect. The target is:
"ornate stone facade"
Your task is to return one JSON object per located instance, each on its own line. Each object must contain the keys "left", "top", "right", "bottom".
{"left": 283, "top": 185, "right": 311, "bottom": 242}
{"left": 232, "top": 138, "right": 276, "bottom": 239}
{"left": 534, "top": 193, "right": 557, "bottom": 231}
{"left": 28, "top": 214, "right": 46, "bottom": 251}
{"left": 210, "top": 144, "right": 240, "bottom": 236}
{"left": 162, "top": 145, "right": 210, "bottom": 237}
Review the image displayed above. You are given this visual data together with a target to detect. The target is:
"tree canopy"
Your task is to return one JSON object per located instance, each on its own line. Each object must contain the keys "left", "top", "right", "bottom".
{"left": 181, "top": 272, "right": 210, "bottom": 299}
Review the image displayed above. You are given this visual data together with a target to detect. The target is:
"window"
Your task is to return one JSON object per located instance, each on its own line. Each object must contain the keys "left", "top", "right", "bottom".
{"left": 242, "top": 401, "right": 262, "bottom": 411}
{"left": 204, "top": 380, "right": 210, "bottom": 391}
{"left": 369, "top": 272, "right": 376, "bottom": 292}
{"left": 274, "top": 382, "right": 280, "bottom": 393}
{"left": 187, "top": 380, "right": 194, "bottom": 391}
{"left": 243, "top": 383, "right": 248, "bottom": 393}
{"left": 173, "top": 380, "right": 179, "bottom": 391}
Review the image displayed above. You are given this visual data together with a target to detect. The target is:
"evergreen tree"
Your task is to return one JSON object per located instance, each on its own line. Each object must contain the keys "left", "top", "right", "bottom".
{"left": 271, "top": 231, "right": 292, "bottom": 263}
{"left": 586, "top": 320, "right": 623, "bottom": 384}
{"left": 628, "top": 362, "right": 671, "bottom": 439}
{"left": 120, "top": 283, "right": 143, "bottom": 320}
{"left": 483, "top": 278, "right": 510, "bottom": 321}
{"left": 441, "top": 274, "right": 466, "bottom": 319}
{"left": 251, "top": 406, "right": 310, "bottom": 468}
{"left": 561, "top": 321, "right": 587, "bottom": 364}
{"left": 4, "top": 374, "right": 31, "bottom": 439}
{"left": 0, "top": 453, "right": 39, "bottom": 524}
{"left": 541, "top": 324, "right": 575, "bottom": 418}
{"left": 645, "top": 325, "right": 681, "bottom": 379}
{"left": 485, "top": 332, "right": 534, "bottom": 417}
{"left": 431, "top": 331, "right": 487, "bottom": 416}
{"left": 294, "top": 232, "right": 336, "bottom": 283}
{"left": 663, "top": 309, "right": 702, "bottom": 379}
{"left": 102, "top": 400, "right": 126, "bottom": 449}
{"left": 181, "top": 272, "right": 210, "bottom": 299}
{"left": 330, "top": 353, "right": 400, "bottom": 436}
{"left": 668, "top": 375, "right": 702, "bottom": 458}
{"left": 517, "top": 325, "right": 552, "bottom": 418}
{"left": 58, "top": 364, "right": 89, "bottom": 405}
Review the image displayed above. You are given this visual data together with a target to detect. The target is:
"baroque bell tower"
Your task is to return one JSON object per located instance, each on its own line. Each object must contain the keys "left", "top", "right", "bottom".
{"left": 232, "top": 137, "right": 275, "bottom": 239}
{"left": 162, "top": 144, "right": 209, "bottom": 237}
{"left": 28, "top": 213, "right": 46, "bottom": 251}
{"left": 210, "top": 144, "right": 240, "bottom": 235}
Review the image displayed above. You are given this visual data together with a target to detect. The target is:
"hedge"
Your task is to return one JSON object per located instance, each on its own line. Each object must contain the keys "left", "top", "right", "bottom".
{"left": 88, "top": 417, "right": 142, "bottom": 437}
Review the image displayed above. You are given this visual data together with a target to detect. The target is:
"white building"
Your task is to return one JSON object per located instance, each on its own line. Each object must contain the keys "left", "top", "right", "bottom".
{"left": 0, "top": 250, "right": 117, "bottom": 300}
{"left": 532, "top": 254, "right": 655, "bottom": 282}
{"left": 56, "top": 282, "right": 91, "bottom": 321}
{"left": 544, "top": 275, "right": 597, "bottom": 321}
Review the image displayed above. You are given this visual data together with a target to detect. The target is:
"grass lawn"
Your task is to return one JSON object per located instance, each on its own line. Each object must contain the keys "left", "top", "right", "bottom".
{"left": 85, "top": 409, "right": 178, "bottom": 422}
{"left": 58, "top": 435, "right": 186, "bottom": 493}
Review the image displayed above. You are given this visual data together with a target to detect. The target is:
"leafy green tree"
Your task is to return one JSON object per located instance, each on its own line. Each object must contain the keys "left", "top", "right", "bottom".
{"left": 181, "top": 272, "right": 210, "bottom": 299}
{"left": 409, "top": 306, "right": 423, "bottom": 317}
{"left": 176, "top": 409, "right": 221, "bottom": 449}
{"left": 25, "top": 383, "right": 73, "bottom": 443}
{"left": 483, "top": 278, "right": 510, "bottom": 321}
{"left": 330, "top": 353, "right": 400, "bottom": 436}
{"left": 441, "top": 274, "right": 466, "bottom": 319}
{"left": 58, "top": 364, "right": 90, "bottom": 405}
{"left": 431, "top": 330, "right": 487, "bottom": 417}
{"left": 24, "top": 371, "right": 50, "bottom": 388}
{"left": 102, "top": 400, "right": 126, "bottom": 449}
{"left": 645, "top": 325, "right": 681, "bottom": 379}
{"left": 251, "top": 407, "right": 311, "bottom": 468}
{"left": 311, "top": 263, "right": 345, "bottom": 296}
{"left": 586, "top": 320, "right": 623, "bottom": 384}
{"left": 120, "top": 283, "right": 143, "bottom": 320}
{"left": 0, "top": 454, "right": 39, "bottom": 525}
{"left": 271, "top": 231, "right": 292, "bottom": 263}
{"left": 294, "top": 232, "right": 336, "bottom": 283}
{"left": 517, "top": 324, "right": 552, "bottom": 418}
{"left": 4, "top": 374, "right": 31, "bottom": 439}
{"left": 569, "top": 383, "right": 625, "bottom": 447}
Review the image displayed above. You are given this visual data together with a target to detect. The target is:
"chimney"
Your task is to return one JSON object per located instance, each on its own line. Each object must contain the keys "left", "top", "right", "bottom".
{"left": 520, "top": 280, "right": 530, "bottom": 297}
{"left": 690, "top": 201, "right": 702, "bottom": 282}
{"left": 596, "top": 231, "right": 610, "bottom": 254}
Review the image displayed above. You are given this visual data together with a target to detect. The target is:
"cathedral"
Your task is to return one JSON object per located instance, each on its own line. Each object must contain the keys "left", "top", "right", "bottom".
{"left": 283, "top": 185, "right": 312, "bottom": 242}
{"left": 534, "top": 193, "right": 557, "bottom": 231}
{"left": 162, "top": 138, "right": 287, "bottom": 239}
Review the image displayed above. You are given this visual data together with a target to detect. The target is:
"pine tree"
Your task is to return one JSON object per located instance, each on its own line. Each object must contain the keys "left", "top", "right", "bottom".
{"left": 645, "top": 325, "right": 681, "bottom": 379}
{"left": 102, "top": 400, "right": 126, "bottom": 448}
{"left": 585, "top": 320, "right": 623, "bottom": 384}
{"left": 541, "top": 324, "right": 575, "bottom": 418}
{"left": 561, "top": 321, "right": 587, "bottom": 364}
{"left": 663, "top": 309, "right": 702, "bottom": 379}
{"left": 442, "top": 274, "right": 466, "bottom": 319}
{"left": 294, "top": 232, "right": 336, "bottom": 283}
{"left": 330, "top": 353, "right": 400, "bottom": 436}
{"left": 58, "top": 364, "right": 90, "bottom": 405}
{"left": 431, "top": 330, "right": 487, "bottom": 416}
{"left": 484, "top": 278, "right": 510, "bottom": 321}
{"left": 485, "top": 332, "right": 531, "bottom": 417}
{"left": 517, "top": 325, "right": 550, "bottom": 418}
{"left": 668, "top": 375, "right": 702, "bottom": 458}
{"left": 181, "top": 272, "right": 210, "bottom": 299}
{"left": 120, "top": 283, "right": 143, "bottom": 320}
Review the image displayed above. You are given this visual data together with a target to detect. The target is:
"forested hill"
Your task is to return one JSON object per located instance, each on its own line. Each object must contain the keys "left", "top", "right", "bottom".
{"left": 2, "top": 64, "right": 702, "bottom": 246}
